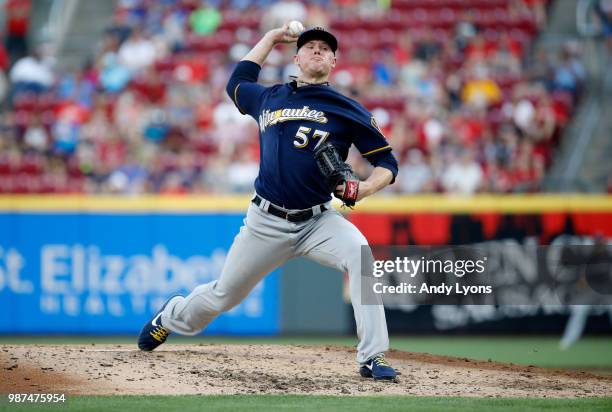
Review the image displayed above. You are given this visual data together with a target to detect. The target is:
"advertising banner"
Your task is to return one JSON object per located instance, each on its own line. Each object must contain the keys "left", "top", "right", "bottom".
{"left": 349, "top": 210, "right": 612, "bottom": 333}
{"left": 0, "top": 212, "right": 279, "bottom": 335}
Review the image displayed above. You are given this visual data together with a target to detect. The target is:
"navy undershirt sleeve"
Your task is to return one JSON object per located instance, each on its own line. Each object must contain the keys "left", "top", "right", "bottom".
{"left": 367, "top": 150, "right": 399, "bottom": 184}
{"left": 345, "top": 102, "right": 398, "bottom": 184}
{"left": 226, "top": 60, "right": 266, "bottom": 118}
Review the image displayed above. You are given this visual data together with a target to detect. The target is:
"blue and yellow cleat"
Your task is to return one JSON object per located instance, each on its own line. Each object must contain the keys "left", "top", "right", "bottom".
{"left": 137, "top": 296, "right": 181, "bottom": 351}
{"left": 359, "top": 354, "right": 397, "bottom": 381}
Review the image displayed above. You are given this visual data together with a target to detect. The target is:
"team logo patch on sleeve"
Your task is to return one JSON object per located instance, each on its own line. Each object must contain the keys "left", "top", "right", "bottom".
{"left": 370, "top": 116, "right": 383, "bottom": 134}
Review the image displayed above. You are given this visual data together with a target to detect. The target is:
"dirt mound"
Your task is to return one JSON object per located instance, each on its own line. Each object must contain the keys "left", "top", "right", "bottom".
{"left": 2, "top": 344, "right": 611, "bottom": 397}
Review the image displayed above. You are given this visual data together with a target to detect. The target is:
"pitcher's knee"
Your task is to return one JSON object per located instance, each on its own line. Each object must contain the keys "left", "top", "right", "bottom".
{"left": 197, "top": 280, "right": 248, "bottom": 314}
{"left": 220, "top": 296, "right": 243, "bottom": 312}
{"left": 211, "top": 291, "right": 245, "bottom": 314}
{"left": 346, "top": 243, "right": 372, "bottom": 274}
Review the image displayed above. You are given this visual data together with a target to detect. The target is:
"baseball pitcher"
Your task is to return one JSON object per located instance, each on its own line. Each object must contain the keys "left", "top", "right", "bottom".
{"left": 138, "top": 23, "right": 399, "bottom": 380}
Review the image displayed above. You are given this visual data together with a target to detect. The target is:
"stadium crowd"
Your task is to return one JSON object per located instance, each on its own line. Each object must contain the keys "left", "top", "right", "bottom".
{"left": 0, "top": 0, "right": 587, "bottom": 195}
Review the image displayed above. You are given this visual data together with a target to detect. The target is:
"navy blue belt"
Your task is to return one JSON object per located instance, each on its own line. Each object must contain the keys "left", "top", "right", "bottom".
{"left": 252, "top": 195, "right": 327, "bottom": 223}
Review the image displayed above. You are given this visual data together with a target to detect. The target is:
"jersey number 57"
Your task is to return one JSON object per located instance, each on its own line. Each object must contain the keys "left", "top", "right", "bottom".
{"left": 293, "top": 126, "right": 330, "bottom": 150}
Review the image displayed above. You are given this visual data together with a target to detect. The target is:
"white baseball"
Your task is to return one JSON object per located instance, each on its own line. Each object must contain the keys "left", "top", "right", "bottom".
{"left": 288, "top": 20, "right": 304, "bottom": 37}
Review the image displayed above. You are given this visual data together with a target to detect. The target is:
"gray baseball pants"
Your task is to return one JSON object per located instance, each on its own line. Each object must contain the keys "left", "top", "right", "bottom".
{"left": 160, "top": 195, "right": 389, "bottom": 363}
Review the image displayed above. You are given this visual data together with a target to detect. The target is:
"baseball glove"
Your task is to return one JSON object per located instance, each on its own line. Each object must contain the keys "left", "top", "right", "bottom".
{"left": 314, "top": 142, "right": 359, "bottom": 207}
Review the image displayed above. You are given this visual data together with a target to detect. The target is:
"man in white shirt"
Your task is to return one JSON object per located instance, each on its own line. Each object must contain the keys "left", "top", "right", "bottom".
{"left": 441, "top": 148, "right": 483, "bottom": 194}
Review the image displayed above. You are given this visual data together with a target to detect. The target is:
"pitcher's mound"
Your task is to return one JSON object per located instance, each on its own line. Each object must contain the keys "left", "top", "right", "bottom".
{"left": 2, "top": 344, "right": 611, "bottom": 397}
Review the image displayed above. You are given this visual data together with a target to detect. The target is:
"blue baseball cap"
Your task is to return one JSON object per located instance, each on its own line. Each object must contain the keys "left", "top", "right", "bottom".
{"left": 296, "top": 27, "right": 338, "bottom": 53}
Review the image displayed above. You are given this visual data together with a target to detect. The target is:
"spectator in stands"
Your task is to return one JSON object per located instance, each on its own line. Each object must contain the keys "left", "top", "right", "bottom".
{"left": 515, "top": 0, "right": 547, "bottom": 27}
{"left": 261, "top": 0, "right": 307, "bottom": 32}
{"left": 158, "top": 171, "right": 189, "bottom": 194}
{"left": 511, "top": 140, "right": 544, "bottom": 192}
{"left": 372, "top": 51, "right": 396, "bottom": 88}
{"left": 305, "top": 3, "right": 330, "bottom": 29}
{"left": 0, "top": 0, "right": 581, "bottom": 195}
{"left": 527, "top": 47, "right": 554, "bottom": 88}
{"left": 414, "top": 28, "right": 442, "bottom": 62}
{"left": 41, "top": 156, "right": 70, "bottom": 193}
{"left": 57, "top": 68, "right": 97, "bottom": 109}
{"left": 189, "top": 2, "right": 222, "bottom": 35}
{"left": 530, "top": 93, "right": 557, "bottom": 143}
{"left": 397, "top": 149, "right": 433, "bottom": 194}
{"left": 162, "top": 4, "right": 188, "bottom": 52}
{"left": 0, "top": 41, "right": 10, "bottom": 73}
{"left": 553, "top": 41, "right": 586, "bottom": 98}
{"left": 226, "top": 149, "right": 259, "bottom": 193}
{"left": 595, "top": 0, "right": 612, "bottom": 51}
{"left": 22, "top": 114, "right": 49, "bottom": 152}
{"left": 4, "top": 0, "right": 31, "bottom": 65}
{"left": 441, "top": 147, "right": 483, "bottom": 195}
{"left": 509, "top": 88, "right": 534, "bottom": 134}
{"left": 117, "top": 0, "right": 147, "bottom": 24}
{"left": 0, "top": 41, "right": 9, "bottom": 103}
{"left": 511, "top": 84, "right": 556, "bottom": 144}
{"left": 106, "top": 9, "right": 133, "bottom": 44}
{"left": 80, "top": 97, "right": 113, "bottom": 144}
{"left": 52, "top": 102, "right": 88, "bottom": 155}
{"left": 493, "top": 124, "right": 519, "bottom": 167}
{"left": 400, "top": 60, "right": 443, "bottom": 102}
{"left": 211, "top": 95, "right": 256, "bottom": 156}
{"left": 142, "top": 107, "right": 170, "bottom": 143}
{"left": 9, "top": 48, "right": 55, "bottom": 97}
{"left": 141, "top": 1, "right": 166, "bottom": 37}
{"left": 490, "top": 33, "right": 522, "bottom": 75}
{"left": 461, "top": 66, "right": 502, "bottom": 109}
{"left": 422, "top": 116, "right": 445, "bottom": 152}
{"left": 96, "top": 33, "right": 131, "bottom": 93}
{"left": 106, "top": 152, "right": 149, "bottom": 194}
{"left": 118, "top": 27, "right": 157, "bottom": 73}
{"left": 482, "top": 158, "right": 513, "bottom": 193}
{"left": 453, "top": 21, "right": 477, "bottom": 54}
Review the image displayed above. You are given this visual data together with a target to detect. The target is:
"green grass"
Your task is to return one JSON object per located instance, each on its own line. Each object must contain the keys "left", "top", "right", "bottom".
{"left": 1, "top": 395, "right": 612, "bottom": 412}
{"left": 391, "top": 336, "right": 612, "bottom": 369}
{"left": 1, "top": 335, "right": 611, "bottom": 369}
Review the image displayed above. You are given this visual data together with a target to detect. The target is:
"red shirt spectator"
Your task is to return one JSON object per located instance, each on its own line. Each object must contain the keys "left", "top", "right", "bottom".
{"left": 4, "top": 0, "right": 31, "bottom": 64}
{"left": 5, "top": 0, "right": 31, "bottom": 37}
{"left": 0, "top": 44, "right": 9, "bottom": 70}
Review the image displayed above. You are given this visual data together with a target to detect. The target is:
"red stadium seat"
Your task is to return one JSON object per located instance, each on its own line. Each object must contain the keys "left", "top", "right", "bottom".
{"left": 14, "top": 111, "right": 32, "bottom": 128}
{"left": 435, "top": 8, "right": 459, "bottom": 29}
{"left": 19, "top": 155, "right": 43, "bottom": 176}
{"left": 12, "top": 93, "right": 36, "bottom": 112}
{"left": 219, "top": 10, "right": 261, "bottom": 31}
{"left": 178, "top": 0, "right": 199, "bottom": 11}
{"left": 0, "top": 157, "right": 10, "bottom": 175}
{"left": 155, "top": 57, "right": 177, "bottom": 73}
{"left": 0, "top": 175, "right": 11, "bottom": 193}
{"left": 67, "top": 177, "right": 85, "bottom": 193}
{"left": 377, "top": 29, "right": 399, "bottom": 48}
{"left": 361, "top": 97, "right": 406, "bottom": 112}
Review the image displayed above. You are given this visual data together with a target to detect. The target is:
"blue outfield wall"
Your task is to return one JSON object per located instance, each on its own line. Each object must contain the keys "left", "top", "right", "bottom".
{"left": 0, "top": 212, "right": 279, "bottom": 335}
